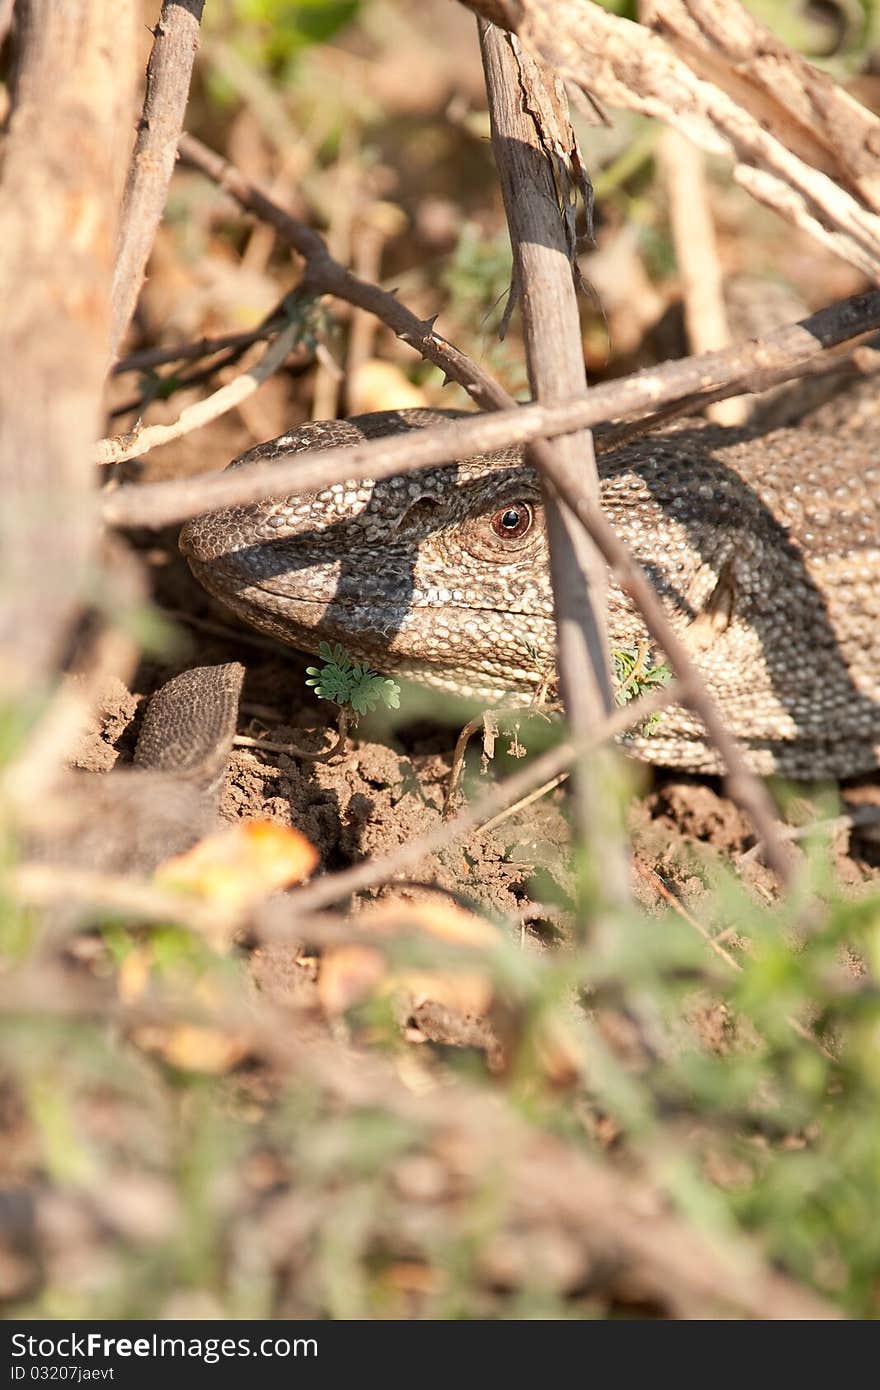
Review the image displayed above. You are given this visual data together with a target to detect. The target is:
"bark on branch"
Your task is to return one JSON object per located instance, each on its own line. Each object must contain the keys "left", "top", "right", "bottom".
{"left": 102, "top": 285, "right": 880, "bottom": 528}
{"left": 479, "top": 19, "right": 630, "bottom": 912}
{"left": 110, "top": 0, "right": 206, "bottom": 358}
{"left": 0, "top": 0, "right": 136, "bottom": 701}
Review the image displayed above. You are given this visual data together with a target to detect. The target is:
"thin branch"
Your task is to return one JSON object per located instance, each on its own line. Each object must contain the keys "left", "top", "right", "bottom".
{"left": 110, "top": 0, "right": 206, "bottom": 358}
{"left": 112, "top": 320, "right": 285, "bottom": 375}
{"left": 555, "top": 452, "right": 793, "bottom": 883}
{"left": 176, "top": 132, "right": 515, "bottom": 412}
{"left": 10, "top": 863, "right": 226, "bottom": 938}
{"left": 102, "top": 285, "right": 880, "bottom": 527}
{"left": 96, "top": 321, "right": 307, "bottom": 465}
{"left": 9, "top": 686, "right": 676, "bottom": 941}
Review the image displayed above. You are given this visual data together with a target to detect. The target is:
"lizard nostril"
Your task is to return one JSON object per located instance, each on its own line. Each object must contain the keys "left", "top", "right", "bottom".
{"left": 491, "top": 501, "right": 533, "bottom": 539}
{"left": 397, "top": 495, "right": 441, "bottom": 530}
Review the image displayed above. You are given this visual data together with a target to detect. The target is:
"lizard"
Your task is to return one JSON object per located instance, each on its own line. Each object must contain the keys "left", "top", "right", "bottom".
{"left": 179, "top": 407, "right": 880, "bottom": 780}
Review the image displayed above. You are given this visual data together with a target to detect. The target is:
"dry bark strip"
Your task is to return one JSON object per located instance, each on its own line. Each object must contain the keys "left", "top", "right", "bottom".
{"left": 110, "top": 0, "right": 206, "bottom": 357}
{"left": 461, "top": 0, "right": 880, "bottom": 280}
{"left": 642, "top": 0, "right": 880, "bottom": 214}
{"left": 0, "top": 1, "right": 136, "bottom": 702}
{"left": 480, "top": 19, "right": 630, "bottom": 912}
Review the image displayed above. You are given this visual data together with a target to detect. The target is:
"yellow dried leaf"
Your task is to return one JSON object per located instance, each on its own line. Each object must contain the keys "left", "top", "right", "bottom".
{"left": 318, "top": 897, "right": 500, "bottom": 1018}
{"left": 117, "top": 944, "right": 152, "bottom": 1005}
{"left": 156, "top": 821, "right": 318, "bottom": 911}
{"left": 347, "top": 359, "right": 429, "bottom": 414}
{"left": 133, "top": 1023, "right": 249, "bottom": 1074}
{"left": 317, "top": 944, "right": 385, "bottom": 1015}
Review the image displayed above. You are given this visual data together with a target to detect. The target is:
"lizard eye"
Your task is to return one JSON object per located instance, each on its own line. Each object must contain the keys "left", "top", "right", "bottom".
{"left": 491, "top": 501, "right": 532, "bottom": 540}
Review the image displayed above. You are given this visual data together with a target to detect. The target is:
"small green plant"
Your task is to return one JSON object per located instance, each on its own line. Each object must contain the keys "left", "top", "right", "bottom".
{"left": 612, "top": 643, "right": 671, "bottom": 730}
{"left": 305, "top": 642, "right": 401, "bottom": 716}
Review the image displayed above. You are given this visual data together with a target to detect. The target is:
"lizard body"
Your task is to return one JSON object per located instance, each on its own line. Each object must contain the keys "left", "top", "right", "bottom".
{"left": 180, "top": 408, "right": 880, "bottom": 778}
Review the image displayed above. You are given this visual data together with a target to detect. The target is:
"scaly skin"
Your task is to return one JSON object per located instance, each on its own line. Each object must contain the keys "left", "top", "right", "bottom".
{"left": 180, "top": 408, "right": 880, "bottom": 777}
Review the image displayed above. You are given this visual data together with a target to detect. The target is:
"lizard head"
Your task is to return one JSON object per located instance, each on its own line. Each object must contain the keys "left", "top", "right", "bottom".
{"left": 180, "top": 411, "right": 557, "bottom": 702}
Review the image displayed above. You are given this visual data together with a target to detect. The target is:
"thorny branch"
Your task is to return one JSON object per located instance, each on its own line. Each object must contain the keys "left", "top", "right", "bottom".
{"left": 102, "top": 275, "right": 880, "bottom": 524}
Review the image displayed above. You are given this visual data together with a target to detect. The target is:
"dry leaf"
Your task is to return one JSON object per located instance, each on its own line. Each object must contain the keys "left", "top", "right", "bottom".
{"left": 157, "top": 821, "right": 318, "bottom": 913}
{"left": 347, "top": 359, "right": 429, "bottom": 414}
{"left": 317, "top": 944, "right": 385, "bottom": 1015}
{"left": 117, "top": 944, "right": 152, "bottom": 1005}
{"left": 132, "top": 1023, "right": 249, "bottom": 1074}
{"left": 318, "top": 897, "right": 500, "bottom": 1018}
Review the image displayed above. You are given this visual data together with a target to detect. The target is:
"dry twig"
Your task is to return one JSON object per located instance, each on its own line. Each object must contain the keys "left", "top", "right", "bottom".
{"left": 102, "top": 284, "right": 880, "bottom": 527}
{"left": 110, "top": 0, "right": 206, "bottom": 357}
{"left": 112, "top": 319, "right": 286, "bottom": 375}
{"left": 5, "top": 686, "right": 677, "bottom": 936}
{"left": 480, "top": 20, "right": 630, "bottom": 914}
{"left": 96, "top": 320, "right": 306, "bottom": 465}
{"left": 282, "top": 684, "right": 677, "bottom": 917}
{"left": 658, "top": 128, "right": 746, "bottom": 426}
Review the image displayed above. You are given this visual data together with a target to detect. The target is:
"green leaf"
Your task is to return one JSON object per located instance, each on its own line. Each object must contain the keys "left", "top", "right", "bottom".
{"left": 304, "top": 643, "right": 401, "bottom": 714}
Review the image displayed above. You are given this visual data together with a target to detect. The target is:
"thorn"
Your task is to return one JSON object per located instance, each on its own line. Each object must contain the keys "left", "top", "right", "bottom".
{"left": 421, "top": 313, "right": 440, "bottom": 334}
{"left": 441, "top": 374, "right": 454, "bottom": 389}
